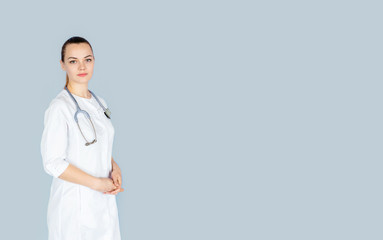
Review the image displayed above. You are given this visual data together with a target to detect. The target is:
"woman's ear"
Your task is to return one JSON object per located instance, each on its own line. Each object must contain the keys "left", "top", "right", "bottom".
{"left": 59, "top": 60, "right": 65, "bottom": 71}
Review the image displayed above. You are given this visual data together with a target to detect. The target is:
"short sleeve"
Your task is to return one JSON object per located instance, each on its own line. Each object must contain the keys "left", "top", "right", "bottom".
{"left": 40, "top": 100, "right": 70, "bottom": 178}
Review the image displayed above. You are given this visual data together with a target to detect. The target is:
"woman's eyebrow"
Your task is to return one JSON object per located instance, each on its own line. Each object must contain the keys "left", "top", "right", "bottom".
{"left": 67, "top": 55, "right": 93, "bottom": 60}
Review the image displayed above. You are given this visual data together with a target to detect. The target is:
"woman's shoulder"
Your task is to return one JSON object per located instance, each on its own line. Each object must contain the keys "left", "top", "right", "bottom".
{"left": 45, "top": 89, "right": 73, "bottom": 115}
{"left": 93, "top": 92, "right": 109, "bottom": 108}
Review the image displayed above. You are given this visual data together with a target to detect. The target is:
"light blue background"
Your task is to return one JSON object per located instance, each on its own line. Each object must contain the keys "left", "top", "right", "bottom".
{"left": 0, "top": 0, "right": 381, "bottom": 239}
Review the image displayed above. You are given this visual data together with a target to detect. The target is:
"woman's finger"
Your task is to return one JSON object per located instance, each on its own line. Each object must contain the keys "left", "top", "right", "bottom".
{"left": 111, "top": 174, "right": 117, "bottom": 184}
{"left": 111, "top": 187, "right": 124, "bottom": 195}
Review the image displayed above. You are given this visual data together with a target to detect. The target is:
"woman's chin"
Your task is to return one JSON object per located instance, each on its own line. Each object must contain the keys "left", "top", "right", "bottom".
{"left": 74, "top": 77, "right": 91, "bottom": 84}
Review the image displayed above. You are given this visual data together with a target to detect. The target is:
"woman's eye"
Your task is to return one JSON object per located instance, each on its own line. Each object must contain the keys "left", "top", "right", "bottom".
{"left": 86, "top": 59, "right": 92, "bottom": 62}
{"left": 70, "top": 60, "right": 76, "bottom": 64}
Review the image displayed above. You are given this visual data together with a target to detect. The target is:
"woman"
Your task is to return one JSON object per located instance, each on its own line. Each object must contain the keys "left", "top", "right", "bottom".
{"left": 40, "top": 36, "right": 123, "bottom": 240}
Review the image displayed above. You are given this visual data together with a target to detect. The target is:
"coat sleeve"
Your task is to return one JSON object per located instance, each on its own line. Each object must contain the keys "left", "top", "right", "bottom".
{"left": 40, "top": 100, "right": 70, "bottom": 178}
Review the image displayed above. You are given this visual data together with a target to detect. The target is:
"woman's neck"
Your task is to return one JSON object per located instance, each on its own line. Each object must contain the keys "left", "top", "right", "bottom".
{"left": 66, "top": 83, "right": 91, "bottom": 99}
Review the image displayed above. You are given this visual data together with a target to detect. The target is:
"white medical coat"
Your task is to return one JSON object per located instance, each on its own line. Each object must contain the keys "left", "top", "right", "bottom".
{"left": 41, "top": 89, "right": 121, "bottom": 240}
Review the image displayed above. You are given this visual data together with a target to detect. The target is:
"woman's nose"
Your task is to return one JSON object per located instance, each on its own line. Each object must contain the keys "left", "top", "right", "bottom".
{"left": 79, "top": 61, "right": 86, "bottom": 70}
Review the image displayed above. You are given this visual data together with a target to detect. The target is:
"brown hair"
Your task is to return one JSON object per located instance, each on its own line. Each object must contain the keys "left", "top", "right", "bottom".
{"left": 61, "top": 36, "right": 94, "bottom": 88}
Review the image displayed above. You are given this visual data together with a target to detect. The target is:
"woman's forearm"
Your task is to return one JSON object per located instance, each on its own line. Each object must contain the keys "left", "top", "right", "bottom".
{"left": 111, "top": 157, "right": 121, "bottom": 172}
{"left": 58, "top": 163, "right": 99, "bottom": 190}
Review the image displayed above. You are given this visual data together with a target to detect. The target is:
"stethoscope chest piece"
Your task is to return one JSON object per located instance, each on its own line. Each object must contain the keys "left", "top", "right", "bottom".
{"left": 104, "top": 108, "right": 111, "bottom": 119}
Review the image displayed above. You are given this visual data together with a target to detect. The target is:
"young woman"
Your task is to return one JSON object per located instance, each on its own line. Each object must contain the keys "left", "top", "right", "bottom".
{"left": 41, "top": 36, "right": 123, "bottom": 240}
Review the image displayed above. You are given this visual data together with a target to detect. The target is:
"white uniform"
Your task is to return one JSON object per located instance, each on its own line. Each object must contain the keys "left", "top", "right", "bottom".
{"left": 40, "top": 89, "right": 121, "bottom": 240}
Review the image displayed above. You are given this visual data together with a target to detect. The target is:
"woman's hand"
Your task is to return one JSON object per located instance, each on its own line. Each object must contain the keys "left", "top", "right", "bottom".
{"left": 92, "top": 177, "right": 118, "bottom": 193}
{"left": 104, "top": 169, "right": 124, "bottom": 195}
{"left": 104, "top": 157, "right": 124, "bottom": 195}
{"left": 111, "top": 168, "right": 122, "bottom": 188}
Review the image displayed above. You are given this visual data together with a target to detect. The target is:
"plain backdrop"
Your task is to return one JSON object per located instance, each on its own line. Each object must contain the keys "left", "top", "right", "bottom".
{"left": 0, "top": 0, "right": 382, "bottom": 239}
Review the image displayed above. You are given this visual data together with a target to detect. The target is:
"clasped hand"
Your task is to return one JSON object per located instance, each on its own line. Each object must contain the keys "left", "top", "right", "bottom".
{"left": 105, "top": 168, "right": 124, "bottom": 195}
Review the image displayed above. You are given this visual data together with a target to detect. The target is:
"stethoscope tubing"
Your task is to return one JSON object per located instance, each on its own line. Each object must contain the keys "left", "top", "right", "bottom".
{"left": 64, "top": 86, "right": 111, "bottom": 146}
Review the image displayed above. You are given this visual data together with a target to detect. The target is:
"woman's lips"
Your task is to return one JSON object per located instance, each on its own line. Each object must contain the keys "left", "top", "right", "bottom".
{"left": 77, "top": 73, "right": 88, "bottom": 77}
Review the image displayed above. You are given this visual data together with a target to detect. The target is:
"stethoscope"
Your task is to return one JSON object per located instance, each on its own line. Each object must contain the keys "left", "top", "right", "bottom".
{"left": 64, "top": 86, "right": 111, "bottom": 146}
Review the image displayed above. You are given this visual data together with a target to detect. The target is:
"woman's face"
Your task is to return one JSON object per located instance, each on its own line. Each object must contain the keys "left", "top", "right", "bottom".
{"left": 60, "top": 43, "right": 95, "bottom": 85}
